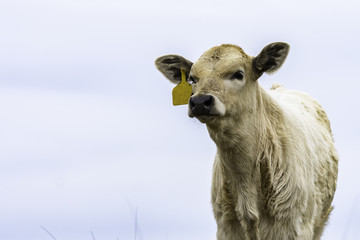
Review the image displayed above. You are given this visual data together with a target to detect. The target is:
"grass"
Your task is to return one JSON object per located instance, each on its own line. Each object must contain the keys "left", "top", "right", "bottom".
{"left": 40, "top": 206, "right": 140, "bottom": 240}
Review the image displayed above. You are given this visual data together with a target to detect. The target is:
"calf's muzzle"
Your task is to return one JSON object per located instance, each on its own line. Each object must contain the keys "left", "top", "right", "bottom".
{"left": 189, "top": 95, "right": 214, "bottom": 116}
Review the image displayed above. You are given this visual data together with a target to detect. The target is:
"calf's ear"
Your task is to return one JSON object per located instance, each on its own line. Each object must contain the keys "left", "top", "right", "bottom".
{"left": 155, "top": 55, "right": 193, "bottom": 84}
{"left": 253, "top": 42, "right": 290, "bottom": 77}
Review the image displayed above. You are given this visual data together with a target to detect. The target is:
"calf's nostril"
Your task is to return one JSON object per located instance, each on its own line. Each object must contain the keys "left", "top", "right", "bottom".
{"left": 204, "top": 96, "right": 213, "bottom": 109}
{"left": 189, "top": 98, "right": 195, "bottom": 108}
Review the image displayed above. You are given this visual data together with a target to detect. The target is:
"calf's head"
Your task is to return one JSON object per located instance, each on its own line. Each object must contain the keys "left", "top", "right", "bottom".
{"left": 155, "top": 42, "right": 289, "bottom": 124}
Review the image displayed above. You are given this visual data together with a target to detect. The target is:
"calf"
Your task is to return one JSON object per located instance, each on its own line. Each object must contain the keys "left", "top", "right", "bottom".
{"left": 155, "top": 42, "right": 338, "bottom": 240}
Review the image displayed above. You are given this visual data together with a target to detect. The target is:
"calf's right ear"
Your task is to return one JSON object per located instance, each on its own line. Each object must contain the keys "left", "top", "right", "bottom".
{"left": 253, "top": 42, "right": 290, "bottom": 78}
{"left": 155, "top": 55, "right": 193, "bottom": 84}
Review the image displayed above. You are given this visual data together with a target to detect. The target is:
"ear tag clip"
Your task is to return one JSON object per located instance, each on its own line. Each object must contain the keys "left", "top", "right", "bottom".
{"left": 172, "top": 69, "right": 192, "bottom": 106}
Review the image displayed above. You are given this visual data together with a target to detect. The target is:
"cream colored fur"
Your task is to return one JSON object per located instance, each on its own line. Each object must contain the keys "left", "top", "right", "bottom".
{"left": 155, "top": 43, "right": 338, "bottom": 240}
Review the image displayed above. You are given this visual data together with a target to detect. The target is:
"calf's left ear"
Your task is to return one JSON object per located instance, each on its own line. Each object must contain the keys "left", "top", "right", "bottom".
{"left": 155, "top": 55, "right": 193, "bottom": 84}
{"left": 253, "top": 42, "right": 290, "bottom": 77}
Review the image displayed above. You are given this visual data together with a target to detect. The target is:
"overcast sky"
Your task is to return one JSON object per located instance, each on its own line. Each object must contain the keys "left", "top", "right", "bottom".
{"left": 1, "top": 0, "right": 360, "bottom": 239}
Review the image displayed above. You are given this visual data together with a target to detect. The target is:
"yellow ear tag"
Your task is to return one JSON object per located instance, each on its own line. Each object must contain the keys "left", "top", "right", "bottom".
{"left": 172, "top": 69, "right": 192, "bottom": 106}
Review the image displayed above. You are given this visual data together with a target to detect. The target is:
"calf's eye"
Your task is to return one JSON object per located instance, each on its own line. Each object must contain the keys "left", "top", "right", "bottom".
{"left": 231, "top": 70, "right": 244, "bottom": 80}
{"left": 188, "top": 76, "right": 197, "bottom": 84}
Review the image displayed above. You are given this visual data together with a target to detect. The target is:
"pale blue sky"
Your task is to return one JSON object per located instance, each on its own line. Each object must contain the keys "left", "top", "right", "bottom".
{"left": 1, "top": 0, "right": 360, "bottom": 239}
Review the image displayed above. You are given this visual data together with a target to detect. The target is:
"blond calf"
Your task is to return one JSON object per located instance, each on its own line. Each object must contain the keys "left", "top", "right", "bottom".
{"left": 155, "top": 42, "right": 338, "bottom": 240}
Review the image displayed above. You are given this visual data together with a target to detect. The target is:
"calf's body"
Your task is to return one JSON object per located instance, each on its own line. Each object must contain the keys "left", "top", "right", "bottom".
{"left": 155, "top": 43, "right": 338, "bottom": 240}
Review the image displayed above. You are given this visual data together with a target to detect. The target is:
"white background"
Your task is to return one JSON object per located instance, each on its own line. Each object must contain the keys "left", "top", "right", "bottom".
{"left": 1, "top": 0, "right": 359, "bottom": 239}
